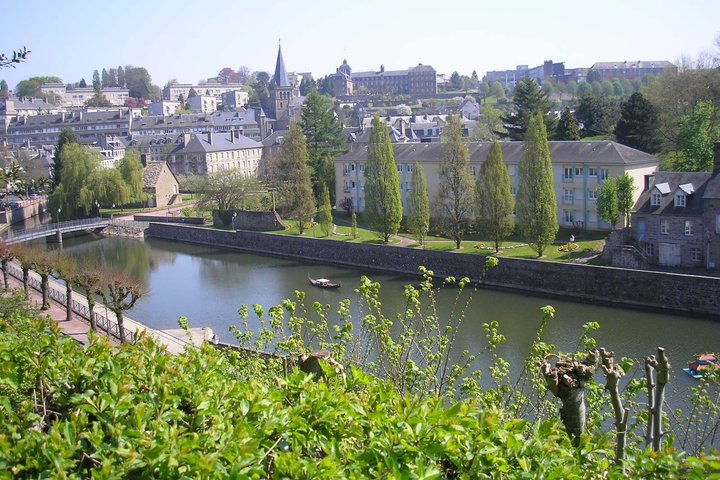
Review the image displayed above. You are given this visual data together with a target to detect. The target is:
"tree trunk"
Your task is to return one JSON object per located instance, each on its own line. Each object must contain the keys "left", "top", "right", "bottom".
{"left": 116, "top": 310, "right": 126, "bottom": 344}
{"left": 40, "top": 275, "right": 49, "bottom": 310}
{"left": 88, "top": 297, "right": 97, "bottom": 332}
{"left": 1, "top": 261, "right": 8, "bottom": 289}
{"left": 601, "top": 348, "right": 629, "bottom": 472}
{"left": 652, "top": 348, "right": 670, "bottom": 451}
{"left": 22, "top": 267, "right": 29, "bottom": 295}
{"left": 65, "top": 284, "right": 72, "bottom": 322}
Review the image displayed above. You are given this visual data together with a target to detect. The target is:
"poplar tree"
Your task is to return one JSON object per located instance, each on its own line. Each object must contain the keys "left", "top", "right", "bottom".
{"left": 616, "top": 173, "right": 635, "bottom": 227}
{"left": 437, "top": 113, "right": 474, "bottom": 249}
{"left": 476, "top": 141, "right": 514, "bottom": 252}
{"left": 274, "top": 123, "right": 316, "bottom": 234}
{"left": 365, "top": 115, "right": 402, "bottom": 242}
{"left": 597, "top": 178, "right": 619, "bottom": 228}
{"left": 516, "top": 113, "right": 558, "bottom": 256}
{"left": 317, "top": 185, "right": 332, "bottom": 237}
{"left": 406, "top": 162, "right": 430, "bottom": 246}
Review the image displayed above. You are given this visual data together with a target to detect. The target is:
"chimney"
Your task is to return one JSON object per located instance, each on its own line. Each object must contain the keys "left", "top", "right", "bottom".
{"left": 60, "top": 112, "right": 65, "bottom": 122}
{"left": 644, "top": 173, "right": 655, "bottom": 191}
{"left": 78, "top": 111, "right": 83, "bottom": 121}
{"left": 183, "top": 133, "right": 191, "bottom": 146}
{"left": 230, "top": 130, "right": 235, "bottom": 143}
{"left": 714, "top": 141, "right": 720, "bottom": 175}
{"left": 207, "top": 131, "right": 212, "bottom": 144}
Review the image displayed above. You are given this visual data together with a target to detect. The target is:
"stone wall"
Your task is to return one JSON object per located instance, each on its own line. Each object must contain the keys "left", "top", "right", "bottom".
{"left": 146, "top": 223, "right": 720, "bottom": 317}
{"left": 213, "top": 210, "right": 286, "bottom": 231}
{"left": 133, "top": 214, "right": 205, "bottom": 225}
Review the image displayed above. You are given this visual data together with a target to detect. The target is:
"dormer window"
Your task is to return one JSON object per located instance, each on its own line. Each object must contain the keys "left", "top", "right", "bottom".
{"left": 651, "top": 192, "right": 662, "bottom": 206}
{"left": 674, "top": 193, "right": 686, "bottom": 207}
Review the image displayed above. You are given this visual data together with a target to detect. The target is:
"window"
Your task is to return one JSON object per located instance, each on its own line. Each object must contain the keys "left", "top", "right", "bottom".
{"left": 574, "top": 166, "right": 584, "bottom": 177}
{"left": 563, "top": 209, "right": 574, "bottom": 224}
{"left": 510, "top": 185, "right": 517, "bottom": 196}
{"left": 691, "top": 247, "right": 702, "bottom": 262}
{"left": 599, "top": 168, "right": 609, "bottom": 181}
{"left": 685, "top": 220, "right": 694, "bottom": 236}
{"left": 588, "top": 167, "right": 598, "bottom": 177}
{"left": 644, "top": 243, "right": 655, "bottom": 256}
{"left": 563, "top": 189, "right": 574, "bottom": 203}
{"left": 563, "top": 167, "right": 573, "bottom": 181}
{"left": 675, "top": 193, "right": 686, "bottom": 207}
{"left": 588, "top": 189, "right": 598, "bottom": 201}
{"left": 660, "top": 219, "right": 669, "bottom": 234}
{"left": 651, "top": 193, "right": 662, "bottom": 206}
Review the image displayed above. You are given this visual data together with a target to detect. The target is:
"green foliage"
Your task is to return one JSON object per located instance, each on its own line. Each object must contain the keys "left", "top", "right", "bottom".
{"left": 84, "top": 93, "right": 112, "bottom": 107}
{"left": 364, "top": 115, "right": 402, "bottom": 242}
{"left": 670, "top": 101, "right": 720, "bottom": 172}
{"left": 556, "top": 107, "right": 581, "bottom": 141}
{"left": 317, "top": 185, "right": 332, "bottom": 237}
{"left": 351, "top": 211, "right": 357, "bottom": 239}
{"left": 80, "top": 168, "right": 131, "bottom": 214}
{"left": 576, "top": 93, "right": 620, "bottom": 138}
{"left": 516, "top": 114, "right": 558, "bottom": 257}
{"left": 52, "top": 128, "right": 79, "bottom": 190}
{"left": 406, "top": 163, "right": 430, "bottom": 246}
{"left": 198, "top": 170, "right": 260, "bottom": 212}
{"left": 117, "top": 150, "right": 146, "bottom": 204}
{"left": 501, "top": 78, "right": 556, "bottom": 140}
{"left": 597, "top": 178, "right": 619, "bottom": 228}
{"left": 615, "top": 92, "right": 661, "bottom": 153}
{"left": 475, "top": 141, "right": 514, "bottom": 253}
{"left": 274, "top": 123, "right": 316, "bottom": 234}
{"left": 124, "top": 66, "right": 155, "bottom": 99}
{"left": 436, "top": 113, "right": 475, "bottom": 249}
{"left": 616, "top": 173, "right": 635, "bottom": 228}
{"left": 48, "top": 143, "right": 102, "bottom": 220}
{"left": 14, "top": 75, "right": 61, "bottom": 97}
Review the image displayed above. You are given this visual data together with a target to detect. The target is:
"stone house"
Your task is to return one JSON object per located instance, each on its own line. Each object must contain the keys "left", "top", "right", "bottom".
{"left": 187, "top": 95, "right": 217, "bottom": 114}
{"left": 143, "top": 161, "right": 180, "bottom": 208}
{"left": 630, "top": 142, "right": 720, "bottom": 268}
{"left": 335, "top": 140, "right": 659, "bottom": 231}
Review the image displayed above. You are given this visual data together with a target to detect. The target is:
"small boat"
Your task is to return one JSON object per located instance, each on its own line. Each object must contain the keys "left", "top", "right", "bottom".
{"left": 683, "top": 354, "right": 720, "bottom": 379}
{"left": 308, "top": 275, "right": 341, "bottom": 289}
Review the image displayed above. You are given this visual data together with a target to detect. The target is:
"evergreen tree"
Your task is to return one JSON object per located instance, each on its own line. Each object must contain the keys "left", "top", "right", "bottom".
{"left": 406, "top": 162, "right": 430, "bottom": 246}
{"left": 92, "top": 69, "right": 101, "bottom": 92}
{"left": 101, "top": 68, "right": 111, "bottom": 88}
{"left": 117, "top": 65, "right": 125, "bottom": 88}
{"left": 556, "top": 108, "right": 581, "bottom": 141}
{"left": 274, "top": 123, "right": 316, "bottom": 234}
{"left": 0, "top": 80, "right": 8, "bottom": 97}
{"left": 436, "top": 113, "right": 475, "bottom": 249}
{"left": 500, "top": 78, "right": 556, "bottom": 140}
{"left": 516, "top": 113, "right": 558, "bottom": 257}
{"left": 616, "top": 173, "right": 635, "bottom": 228}
{"left": 475, "top": 141, "right": 514, "bottom": 253}
{"left": 597, "top": 178, "right": 619, "bottom": 228}
{"left": 300, "top": 90, "right": 345, "bottom": 201}
{"left": 78, "top": 78, "right": 87, "bottom": 88}
{"left": 615, "top": 92, "right": 660, "bottom": 153}
{"left": 576, "top": 93, "right": 620, "bottom": 137}
{"left": 52, "top": 128, "right": 79, "bottom": 190}
{"left": 364, "top": 115, "right": 402, "bottom": 242}
{"left": 317, "top": 185, "right": 332, "bottom": 237}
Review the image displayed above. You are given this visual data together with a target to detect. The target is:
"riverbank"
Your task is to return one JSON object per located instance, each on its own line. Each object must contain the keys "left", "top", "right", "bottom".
{"left": 144, "top": 222, "right": 720, "bottom": 318}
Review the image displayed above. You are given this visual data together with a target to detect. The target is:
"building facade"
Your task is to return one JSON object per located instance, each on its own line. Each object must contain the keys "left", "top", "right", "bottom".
{"left": 143, "top": 161, "right": 180, "bottom": 208}
{"left": 350, "top": 63, "right": 437, "bottom": 97}
{"left": 335, "top": 141, "right": 658, "bottom": 231}
{"left": 587, "top": 61, "right": 676, "bottom": 82}
{"left": 38, "top": 84, "right": 130, "bottom": 107}
{"left": 163, "top": 83, "right": 246, "bottom": 102}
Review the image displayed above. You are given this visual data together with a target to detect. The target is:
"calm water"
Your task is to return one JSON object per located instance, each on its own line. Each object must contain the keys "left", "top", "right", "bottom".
{"left": 56, "top": 234, "right": 720, "bottom": 405}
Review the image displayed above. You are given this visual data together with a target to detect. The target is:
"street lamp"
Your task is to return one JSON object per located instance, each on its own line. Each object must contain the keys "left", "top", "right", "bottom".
{"left": 56, "top": 208, "right": 61, "bottom": 224}
{"left": 232, "top": 212, "right": 237, "bottom": 230}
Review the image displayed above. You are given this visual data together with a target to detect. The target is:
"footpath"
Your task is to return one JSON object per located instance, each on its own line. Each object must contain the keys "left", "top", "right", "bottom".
{"left": 4, "top": 266, "right": 212, "bottom": 353}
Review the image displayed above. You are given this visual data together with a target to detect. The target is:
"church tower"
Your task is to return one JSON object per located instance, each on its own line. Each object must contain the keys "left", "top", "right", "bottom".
{"left": 270, "top": 43, "right": 295, "bottom": 130}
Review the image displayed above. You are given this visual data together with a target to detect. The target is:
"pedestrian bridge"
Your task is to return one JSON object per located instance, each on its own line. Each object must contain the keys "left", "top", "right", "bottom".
{"left": 3, "top": 218, "right": 111, "bottom": 244}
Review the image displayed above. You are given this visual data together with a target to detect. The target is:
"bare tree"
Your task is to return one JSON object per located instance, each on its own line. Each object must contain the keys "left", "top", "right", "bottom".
{"left": 71, "top": 259, "right": 105, "bottom": 332}
{"left": 0, "top": 240, "right": 14, "bottom": 289}
{"left": 101, "top": 270, "right": 145, "bottom": 344}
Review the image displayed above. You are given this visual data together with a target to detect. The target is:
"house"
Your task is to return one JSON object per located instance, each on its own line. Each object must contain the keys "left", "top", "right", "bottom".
{"left": 350, "top": 63, "right": 437, "bottom": 97}
{"left": 148, "top": 100, "right": 182, "bottom": 117}
{"left": 143, "top": 161, "right": 180, "bottom": 208}
{"left": 220, "top": 90, "right": 250, "bottom": 110}
{"left": 39, "top": 84, "right": 130, "bottom": 107}
{"left": 459, "top": 98, "right": 480, "bottom": 120}
{"left": 629, "top": 142, "right": 720, "bottom": 269}
{"left": 187, "top": 95, "right": 217, "bottom": 114}
{"left": 335, "top": 141, "right": 659, "bottom": 230}
{"left": 163, "top": 82, "right": 246, "bottom": 102}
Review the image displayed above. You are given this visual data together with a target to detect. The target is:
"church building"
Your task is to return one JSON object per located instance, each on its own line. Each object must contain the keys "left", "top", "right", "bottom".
{"left": 269, "top": 44, "right": 303, "bottom": 130}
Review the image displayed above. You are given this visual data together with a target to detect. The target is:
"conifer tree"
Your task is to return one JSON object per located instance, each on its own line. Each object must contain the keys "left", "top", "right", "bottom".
{"left": 406, "top": 162, "right": 430, "bottom": 246}
{"left": 364, "top": 115, "right": 402, "bottom": 242}
{"left": 556, "top": 108, "right": 581, "bottom": 141}
{"left": 52, "top": 128, "right": 79, "bottom": 189}
{"left": 437, "top": 113, "right": 474, "bottom": 249}
{"left": 615, "top": 92, "right": 660, "bottom": 153}
{"left": 317, "top": 185, "right": 332, "bottom": 237}
{"left": 516, "top": 113, "right": 558, "bottom": 256}
{"left": 476, "top": 141, "right": 514, "bottom": 252}
{"left": 274, "top": 123, "right": 316, "bottom": 234}
{"left": 501, "top": 78, "right": 556, "bottom": 140}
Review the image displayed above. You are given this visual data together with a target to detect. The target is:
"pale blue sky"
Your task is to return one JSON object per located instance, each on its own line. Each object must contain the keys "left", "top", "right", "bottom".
{"left": 2, "top": 0, "right": 718, "bottom": 91}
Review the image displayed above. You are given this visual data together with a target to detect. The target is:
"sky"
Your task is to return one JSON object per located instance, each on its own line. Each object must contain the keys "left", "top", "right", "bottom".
{"left": 2, "top": 0, "right": 719, "bottom": 91}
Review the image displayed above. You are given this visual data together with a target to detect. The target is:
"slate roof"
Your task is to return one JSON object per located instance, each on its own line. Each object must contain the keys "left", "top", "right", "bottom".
{"left": 591, "top": 60, "right": 674, "bottom": 70}
{"left": 633, "top": 171, "right": 713, "bottom": 216}
{"left": 337, "top": 141, "right": 661, "bottom": 167}
{"left": 273, "top": 45, "right": 290, "bottom": 87}
{"left": 143, "top": 162, "right": 166, "bottom": 188}
{"left": 9, "top": 110, "right": 130, "bottom": 127}
{"left": 132, "top": 114, "right": 213, "bottom": 130}
{"left": 182, "top": 132, "right": 262, "bottom": 153}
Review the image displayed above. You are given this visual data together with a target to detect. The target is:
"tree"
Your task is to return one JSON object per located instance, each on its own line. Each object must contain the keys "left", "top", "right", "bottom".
{"left": 274, "top": 123, "right": 316, "bottom": 234}
{"left": 48, "top": 143, "right": 102, "bottom": 219}
{"left": 118, "top": 150, "right": 145, "bottom": 203}
{"left": 597, "top": 178, "right": 619, "bottom": 228}
{"left": 436, "top": 113, "right": 475, "bottom": 249}
{"left": 78, "top": 78, "right": 87, "bottom": 88}
{"left": 13, "top": 245, "right": 35, "bottom": 295}
{"left": 101, "top": 270, "right": 145, "bottom": 344}
{"left": 124, "top": 66, "right": 153, "bottom": 99}
{"left": 351, "top": 211, "right": 357, "bottom": 239}
{"left": 556, "top": 108, "right": 581, "bottom": 141}
{"left": 670, "top": 101, "right": 720, "bottom": 171}
{"left": 255, "top": 71, "right": 270, "bottom": 84}
{"left": 117, "top": 65, "right": 125, "bottom": 88}
{"left": 101, "top": 68, "right": 111, "bottom": 88}
{"left": 85, "top": 93, "right": 112, "bottom": 107}
{"left": 406, "top": 162, "right": 430, "bottom": 246}
{"left": 501, "top": 78, "right": 556, "bottom": 140}
{"left": 613, "top": 80, "right": 624, "bottom": 97}
{"left": 0, "top": 80, "right": 9, "bottom": 97}
{"left": 250, "top": 81, "right": 270, "bottom": 113}
{"left": 32, "top": 249, "right": 58, "bottom": 310}
{"left": 616, "top": 173, "right": 635, "bottom": 228}
{"left": 237, "top": 65, "right": 251, "bottom": 84}
{"left": 364, "top": 115, "right": 402, "bottom": 242}
{"left": 575, "top": 94, "right": 620, "bottom": 138}
{"left": 14, "top": 76, "right": 62, "bottom": 97}
{"left": 489, "top": 81, "right": 505, "bottom": 99}
{"left": 475, "top": 141, "right": 514, "bottom": 252}
{"left": 70, "top": 258, "right": 105, "bottom": 331}
{"left": 300, "top": 90, "right": 345, "bottom": 201}
{"left": 92, "top": 69, "right": 101, "bottom": 92}
{"left": 217, "top": 67, "right": 240, "bottom": 84}
{"left": 472, "top": 104, "right": 505, "bottom": 141}
{"left": 81, "top": 168, "right": 130, "bottom": 213}
{"left": 577, "top": 81, "right": 593, "bottom": 96}
{"left": 516, "top": 113, "right": 558, "bottom": 257}
{"left": 198, "top": 170, "right": 259, "bottom": 212}
{"left": 52, "top": 128, "right": 79, "bottom": 189}
{"left": 317, "top": 185, "right": 332, "bottom": 237}
{"left": 0, "top": 240, "right": 14, "bottom": 289}
{"left": 615, "top": 92, "right": 660, "bottom": 153}
{"left": 450, "top": 71, "right": 462, "bottom": 90}
{"left": 0, "top": 46, "right": 29, "bottom": 69}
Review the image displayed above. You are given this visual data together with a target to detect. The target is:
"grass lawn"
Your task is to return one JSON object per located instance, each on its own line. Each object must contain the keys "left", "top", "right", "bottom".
{"left": 266, "top": 219, "right": 400, "bottom": 245}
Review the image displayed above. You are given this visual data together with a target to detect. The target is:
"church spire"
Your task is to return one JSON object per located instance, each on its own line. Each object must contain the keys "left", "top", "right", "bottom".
{"left": 273, "top": 43, "right": 290, "bottom": 87}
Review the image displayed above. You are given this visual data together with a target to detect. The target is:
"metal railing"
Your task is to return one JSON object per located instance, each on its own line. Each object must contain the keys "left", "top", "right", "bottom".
{"left": 7, "top": 263, "right": 136, "bottom": 344}
{"left": 3, "top": 218, "right": 110, "bottom": 244}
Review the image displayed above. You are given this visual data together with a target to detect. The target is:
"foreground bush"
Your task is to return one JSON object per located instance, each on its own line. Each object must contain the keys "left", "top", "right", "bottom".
{"left": 1, "top": 296, "right": 719, "bottom": 478}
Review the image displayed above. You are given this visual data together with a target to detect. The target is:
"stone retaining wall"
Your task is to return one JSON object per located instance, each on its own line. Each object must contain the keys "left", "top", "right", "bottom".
{"left": 145, "top": 223, "right": 720, "bottom": 317}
